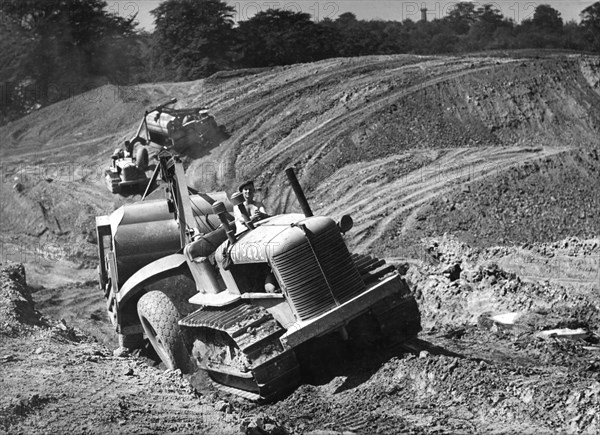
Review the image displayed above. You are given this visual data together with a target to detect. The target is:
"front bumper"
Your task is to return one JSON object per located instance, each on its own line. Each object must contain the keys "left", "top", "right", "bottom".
{"left": 279, "top": 273, "right": 408, "bottom": 349}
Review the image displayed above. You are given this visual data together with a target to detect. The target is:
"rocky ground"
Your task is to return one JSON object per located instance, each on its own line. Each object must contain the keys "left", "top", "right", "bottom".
{"left": 2, "top": 234, "right": 599, "bottom": 434}
{"left": 0, "top": 51, "right": 599, "bottom": 434}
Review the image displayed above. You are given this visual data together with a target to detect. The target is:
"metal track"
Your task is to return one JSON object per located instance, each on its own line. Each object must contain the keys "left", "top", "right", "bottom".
{"left": 352, "top": 253, "right": 397, "bottom": 283}
{"left": 180, "top": 255, "right": 420, "bottom": 400}
{"left": 352, "top": 253, "right": 422, "bottom": 341}
{"left": 369, "top": 288, "right": 422, "bottom": 341}
{"left": 179, "top": 302, "right": 300, "bottom": 401}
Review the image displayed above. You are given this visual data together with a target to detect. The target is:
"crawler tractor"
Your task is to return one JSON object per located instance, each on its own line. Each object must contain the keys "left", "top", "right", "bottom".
{"left": 96, "top": 151, "right": 421, "bottom": 400}
{"left": 104, "top": 145, "right": 149, "bottom": 194}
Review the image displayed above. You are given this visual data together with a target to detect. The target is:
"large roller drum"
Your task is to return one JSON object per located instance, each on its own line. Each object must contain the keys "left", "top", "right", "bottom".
{"left": 110, "top": 193, "right": 231, "bottom": 286}
{"left": 111, "top": 199, "right": 180, "bottom": 287}
{"left": 145, "top": 111, "right": 176, "bottom": 137}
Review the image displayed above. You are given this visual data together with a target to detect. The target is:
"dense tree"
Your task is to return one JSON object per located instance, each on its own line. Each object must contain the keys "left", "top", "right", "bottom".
{"left": 516, "top": 5, "right": 564, "bottom": 48}
{"left": 459, "top": 4, "right": 511, "bottom": 51}
{"left": 151, "top": 0, "right": 235, "bottom": 79}
{"left": 378, "top": 21, "right": 411, "bottom": 54}
{"left": 581, "top": 2, "right": 600, "bottom": 50}
{"left": 561, "top": 21, "right": 587, "bottom": 51}
{"left": 2, "top": 1, "right": 600, "bottom": 127}
{"left": 1, "top": 1, "right": 136, "bottom": 75}
{"left": 236, "top": 9, "right": 326, "bottom": 66}
{"left": 531, "top": 5, "right": 563, "bottom": 33}
{"left": 0, "top": 22, "right": 37, "bottom": 124}
{"left": 336, "top": 12, "right": 358, "bottom": 27}
{"left": 445, "top": 2, "right": 477, "bottom": 35}
{"left": 0, "top": 0, "right": 137, "bottom": 123}
{"left": 581, "top": 2, "right": 600, "bottom": 27}
{"left": 330, "top": 12, "right": 364, "bottom": 57}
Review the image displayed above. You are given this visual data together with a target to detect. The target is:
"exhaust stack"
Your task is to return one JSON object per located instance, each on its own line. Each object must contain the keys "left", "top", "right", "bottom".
{"left": 285, "top": 167, "right": 313, "bottom": 217}
{"left": 212, "top": 201, "right": 236, "bottom": 244}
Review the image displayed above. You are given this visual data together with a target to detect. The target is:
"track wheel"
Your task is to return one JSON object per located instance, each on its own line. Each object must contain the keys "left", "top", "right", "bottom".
{"left": 135, "top": 146, "right": 149, "bottom": 170}
{"left": 137, "top": 291, "right": 192, "bottom": 372}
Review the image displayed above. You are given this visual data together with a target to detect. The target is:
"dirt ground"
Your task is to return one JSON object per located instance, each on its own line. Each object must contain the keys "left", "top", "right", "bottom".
{"left": 1, "top": 236, "right": 599, "bottom": 434}
{"left": 1, "top": 51, "right": 599, "bottom": 434}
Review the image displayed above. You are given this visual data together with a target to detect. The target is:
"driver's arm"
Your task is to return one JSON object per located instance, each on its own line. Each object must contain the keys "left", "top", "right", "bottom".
{"left": 251, "top": 203, "right": 269, "bottom": 220}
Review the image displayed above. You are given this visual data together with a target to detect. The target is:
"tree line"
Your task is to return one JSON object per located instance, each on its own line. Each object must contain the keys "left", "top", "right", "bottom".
{"left": 2, "top": 0, "right": 600, "bottom": 125}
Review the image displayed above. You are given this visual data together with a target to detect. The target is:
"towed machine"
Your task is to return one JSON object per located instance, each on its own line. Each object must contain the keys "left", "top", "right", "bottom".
{"left": 141, "top": 99, "right": 227, "bottom": 152}
{"left": 103, "top": 98, "right": 176, "bottom": 194}
{"left": 96, "top": 150, "right": 421, "bottom": 400}
{"left": 104, "top": 98, "right": 226, "bottom": 194}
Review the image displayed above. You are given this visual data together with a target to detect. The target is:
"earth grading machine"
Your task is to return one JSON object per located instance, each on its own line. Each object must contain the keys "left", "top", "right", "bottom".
{"left": 104, "top": 144, "right": 150, "bottom": 194}
{"left": 96, "top": 150, "right": 421, "bottom": 400}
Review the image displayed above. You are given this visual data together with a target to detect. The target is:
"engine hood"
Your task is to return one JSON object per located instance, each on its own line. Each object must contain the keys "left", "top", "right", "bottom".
{"left": 219, "top": 214, "right": 338, "bottom": 264}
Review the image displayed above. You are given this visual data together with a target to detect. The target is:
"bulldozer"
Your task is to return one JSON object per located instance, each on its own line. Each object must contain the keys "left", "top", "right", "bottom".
{"left": 96, "top": 150, "right": 421, "bottom": 400}
{"left": 104, "top": 142, "right": 150, "bottom": 194}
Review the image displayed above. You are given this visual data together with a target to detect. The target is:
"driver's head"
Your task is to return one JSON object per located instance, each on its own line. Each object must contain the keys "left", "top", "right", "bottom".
{"left": 238, "top": 180, "right": 255, "bottom": 202}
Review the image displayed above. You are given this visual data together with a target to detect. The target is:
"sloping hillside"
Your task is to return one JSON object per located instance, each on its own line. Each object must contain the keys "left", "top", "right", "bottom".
{"left": 1, "top": 51, "right": 600, "bottom": 435}
{"left": 192, "top": 54, "right": 600, "bottom": 256}
{"left": 2, "top": 52, "right": 599, "bottom": 265}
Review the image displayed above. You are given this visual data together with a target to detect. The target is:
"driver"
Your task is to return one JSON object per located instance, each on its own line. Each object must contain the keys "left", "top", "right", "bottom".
{"left": 234, "top": 180, "right": 268, "bottom": 230}
{"left": 124, "top": 140, "right": 134, "bottom": 157}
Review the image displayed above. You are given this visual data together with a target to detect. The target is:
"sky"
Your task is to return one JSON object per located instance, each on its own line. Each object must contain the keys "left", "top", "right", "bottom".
{"left": 107, "top": 0, "right": 599, "bottom": 31}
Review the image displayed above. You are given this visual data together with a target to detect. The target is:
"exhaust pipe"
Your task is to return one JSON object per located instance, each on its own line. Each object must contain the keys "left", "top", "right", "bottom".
{"left": 212, "top": 201, "right": 236, "bottom": 244}
{"left": 285, "top": 167, "right": 313, "bottom": 217}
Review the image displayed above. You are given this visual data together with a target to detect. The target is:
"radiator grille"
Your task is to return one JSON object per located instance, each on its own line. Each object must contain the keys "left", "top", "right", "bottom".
{"left": 272, "top": 224, "right": 365, "bottom": 321}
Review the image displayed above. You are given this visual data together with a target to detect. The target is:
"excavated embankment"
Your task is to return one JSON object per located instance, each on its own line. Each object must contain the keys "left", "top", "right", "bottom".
{"left": 0, "top": 52, "right": 599, "bottom": 434}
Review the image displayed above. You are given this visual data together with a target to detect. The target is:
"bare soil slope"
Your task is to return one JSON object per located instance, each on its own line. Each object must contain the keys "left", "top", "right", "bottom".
{"left": 3, "top": 53, "right": 599, "bottom": 264}
{"left": 1, "top": 51, "right": 599, "bottom": 434}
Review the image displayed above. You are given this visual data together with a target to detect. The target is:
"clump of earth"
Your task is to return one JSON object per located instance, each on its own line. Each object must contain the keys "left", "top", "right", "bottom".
{"left": 2, "top": 232, "right": 599, "bottom": 434}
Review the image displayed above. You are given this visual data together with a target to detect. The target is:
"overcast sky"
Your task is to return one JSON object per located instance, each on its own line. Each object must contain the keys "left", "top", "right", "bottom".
{"left": 108, "top": 0, "right": 598, "bottom": 30}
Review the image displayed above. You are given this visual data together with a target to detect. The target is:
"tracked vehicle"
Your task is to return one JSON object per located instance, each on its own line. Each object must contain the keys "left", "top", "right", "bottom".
{"left": 104, "top": 145, "right": 149, "bottom": 194}
{"left": 96, "top": 151, "right": 421, "bottom": 400}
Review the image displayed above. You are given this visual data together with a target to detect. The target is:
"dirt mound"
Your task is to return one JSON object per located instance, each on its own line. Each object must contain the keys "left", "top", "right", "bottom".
{"left": 31, "top": 280, "right": 115, "bottom": 347}
{"left": 263, "top": 342, "right": 600, "bottom": 434}
{"left": 404, "top": 235, "right": 600, "bottom": 330}
{"left": 0, "top": 83, "right": 199, "bottom": 159}
{"left": 187, "top": 54, "right": 600, "bottom": 188}
{"left": 0, "top": 169, "right": 111, "bottom": 288}
{"left": 255, "top": 236, "right": 600, "bottom": 434}
{"left": 0, "top": 263, "right": 45, "bottom": 334}
{"left": 405, "top": 148, "right": 600, "bottom": 251}
{"left": 0, "top": 264, "right": 241, "bottom": 434}
{"left": 186, "top": 53, "right": 600, "bottom": 255}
